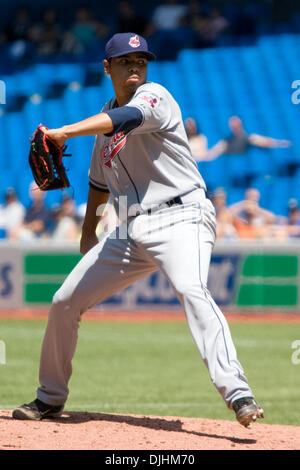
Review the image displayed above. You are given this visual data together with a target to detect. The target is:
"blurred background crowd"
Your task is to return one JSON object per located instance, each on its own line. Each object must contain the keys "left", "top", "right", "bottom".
{"left": 1, "top": 181, "right": 300, "bottom": 242}
{"left": 1, "top": 0, "right": 300, "bottom": 242}
{"left": 0, "top": 0, "right": 233, "bottom": 66}
{"left": 1, "top": 0, "right": 298, "bottom": 67}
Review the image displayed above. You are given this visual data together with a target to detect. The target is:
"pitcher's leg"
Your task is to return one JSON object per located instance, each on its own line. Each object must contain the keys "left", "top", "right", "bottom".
{"left": 182, "top": 230, "right": 253, "bottom": 408}
{"left": 138, "top": 209, "right": 253, "bottom": 409}
{"left": 180, "top": 276, "right": 253, "bottom": 407}
{"left": 37, "top": 232, "right": 156, "bottom": 406}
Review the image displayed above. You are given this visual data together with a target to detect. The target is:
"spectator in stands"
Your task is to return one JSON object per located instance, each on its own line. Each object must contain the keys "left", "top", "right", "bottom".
{"left": 286, "top": 198, "right": 300, "bottom": 237}
{"left": 183, "top": 2, "right": 229, "bottom": 48}
{"left": 29, "top": 8, "right": 62, "bottom": 56}
{"left": 272, "top": 198, "right": 300, "bottom": 239}
{"left": 51, "top": 194, "right": 79, "bottom": 241}
{"left": 181, "top": 0, "right": 207, "bottom": 32}
{"left": 202, "top": 7, "right": 230, "bottom": 43}
{"left": 4, "top": 6, "right": 33, "bottom": 62}
{"left": 62, "top": 6, "right": 109, "bottom": 54}
{"left": 5, "top": 6, "right": 32, "bottom": 43}
{"left": 0, "top": 187, "right": 25, "bottom": 239}
{"left": 151, "top": 0, "right": 188, "bottom": 31}
{"left": 185, "top": 117, "right": 208, "bottom": 159}
{"left": 184, "top": 117, "right": 226, "bottom": 161}
{"left": 229, "top": 187, "right": 276, "bottom": 239}
{"left": 11, "top": 182, "right": 52, "bottom": 241}
{"left": 76, "top": 202, "right": 87, "bottom": 222}
{"left": 146, "top": 0, "right": 189, "bottom": 60}
{"left": 211, "top": 187, "right": 237, "bottom": 239}
{"left": 116, "top": 1, "right": 148, "bottom": 36}
{"left": 231, "top": 187, "right": 276, "bottom": 225}
{"left": 204, "top": 116, "right": 292, "bottom": 160}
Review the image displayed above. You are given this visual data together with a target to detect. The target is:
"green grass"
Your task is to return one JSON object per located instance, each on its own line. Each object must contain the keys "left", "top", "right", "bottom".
{"left": 0, "top": 318, "right": 299, "bottom": 425}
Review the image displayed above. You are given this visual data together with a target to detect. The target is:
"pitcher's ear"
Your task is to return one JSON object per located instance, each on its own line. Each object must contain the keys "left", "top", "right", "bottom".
{"left": 103, "top": 59, "right": 110, "bottom": 76}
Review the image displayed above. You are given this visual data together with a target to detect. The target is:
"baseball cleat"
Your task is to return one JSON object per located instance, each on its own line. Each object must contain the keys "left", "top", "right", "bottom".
{"left": 12, "top": 399, "right": 64, "bottom": 421}
{"left": 232, "top": 397, "right": 264, "bottom": 428}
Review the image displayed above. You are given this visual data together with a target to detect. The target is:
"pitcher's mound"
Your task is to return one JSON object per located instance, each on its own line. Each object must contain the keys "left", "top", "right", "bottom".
{"left": 0, "top": 410, "right": 299, "bottom": 450}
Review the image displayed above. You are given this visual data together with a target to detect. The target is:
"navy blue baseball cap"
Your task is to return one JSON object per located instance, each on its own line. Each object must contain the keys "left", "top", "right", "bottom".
{"left": 105, "top": 33, "right": 156, "bottom": 61}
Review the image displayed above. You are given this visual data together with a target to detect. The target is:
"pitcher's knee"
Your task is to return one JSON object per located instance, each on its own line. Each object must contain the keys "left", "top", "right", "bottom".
{"left": 51, "top": 285, "right": 79, "bottom": 312}
{"left": 52, "top": 286, "right": 69, "bottom": 306}
{"left": 172, "top": 281, "right": 203, "bottom": 299}
{"left": 172, "top": 281, "right": 212, "bottom": 314}
{"left": 52, "top": 282, "right": 91, "bottom": 315}
{"left": 50, "top": 286, "right": 81, "bottom": 321}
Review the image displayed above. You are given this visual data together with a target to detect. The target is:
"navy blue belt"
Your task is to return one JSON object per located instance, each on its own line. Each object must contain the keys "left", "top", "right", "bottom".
{"left": 145, "top": 196, "right": 182, "bottom": 215}
{"left": 165, "top": 196, "right": 182, "bottom": 207}
{"left": 134, "top": 197, "right": 183, "bottom": 217}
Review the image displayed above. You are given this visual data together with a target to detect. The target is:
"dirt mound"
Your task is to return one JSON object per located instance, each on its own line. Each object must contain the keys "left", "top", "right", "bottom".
{"left": 0, "top": 410, "right": 299, "bottom": 450}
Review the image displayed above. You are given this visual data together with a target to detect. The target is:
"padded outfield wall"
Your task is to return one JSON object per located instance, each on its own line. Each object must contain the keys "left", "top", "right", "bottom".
{"left": 0, "top": 241, "right": 300, "bottom": 312}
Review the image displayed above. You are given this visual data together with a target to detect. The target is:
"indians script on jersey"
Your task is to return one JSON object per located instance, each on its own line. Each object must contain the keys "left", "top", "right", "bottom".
{"left": 101, "top": 132, "right": 127, "bottom": 168}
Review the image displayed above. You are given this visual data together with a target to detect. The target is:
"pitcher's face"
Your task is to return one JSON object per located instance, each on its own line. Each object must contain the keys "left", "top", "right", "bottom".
{"left": 104, "top": 53, "right": 148, "bottom": 95}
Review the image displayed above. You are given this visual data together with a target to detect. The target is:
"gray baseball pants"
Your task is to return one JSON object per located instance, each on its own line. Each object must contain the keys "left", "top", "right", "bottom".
{"left": 37, "top": 190, "right": 253, "bottom": 408}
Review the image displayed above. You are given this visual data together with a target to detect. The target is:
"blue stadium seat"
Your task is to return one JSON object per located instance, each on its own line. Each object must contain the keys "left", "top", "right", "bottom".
{"left": 53, "top": 63, "right": 84, "bottom": 85}
{"left": 4, "top": 112, "right": 27, "bottom": 169}
{"left": 44, "top": 190, "right": 63, "bottom": 209}
{"left": 226, "top": 154, "right": 249, "bottom": 180}
{"left": 198, "top": 157, "right": 231, "bottom": 190}
{"left": 80, "top": 86, "right": 103, "bottom": 115}
{"left": 290, "top": 169, "right": 300, "bottom": 202}
{"left": 62, "top": 86, "right": 84, "bottom": 123}
{"left": 31, "top": 64, "right": 58, "bottom": 96}
{"left": 250, "top": 175, "right": 274, "bottom": 211}
{"left": 268, "top": 177, "right": 292, "bottom": 216}
{"left": 22, "top": 100, "right": 45, "bottom": 134}
{"left": 71, "top": 170, "right": 90, "bottom": 206}
{"left": 100, "top": 76, "right": 114, "bottom": 102}
{"left": 67, "top": 135, "right": 94, "bottom": 173}
{"left": 43, "top": 99, "right": 66, "bottom": 129}
{"left": 225, "top": 187, "right": 245, "bottom": 206}
{"left": 247, "top": 148, "right": 274, "bottom": 177}
{"left": 17, "top": 169, "right": 36, "bottom": 208}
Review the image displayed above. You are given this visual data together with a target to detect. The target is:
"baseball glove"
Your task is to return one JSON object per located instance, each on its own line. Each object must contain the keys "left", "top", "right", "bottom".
{"left": 28, "top": 124, "right": 71, "bottom": 191}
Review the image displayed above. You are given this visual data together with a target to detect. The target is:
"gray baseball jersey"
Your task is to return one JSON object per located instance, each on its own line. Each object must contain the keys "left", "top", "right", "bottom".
{"left": 89, "top": 81, "right": 207, "bottom": 212}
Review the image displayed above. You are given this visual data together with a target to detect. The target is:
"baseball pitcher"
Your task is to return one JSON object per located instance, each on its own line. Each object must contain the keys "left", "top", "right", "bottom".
{"left": 13, "top": 33, "right": 263, "bottom": 427}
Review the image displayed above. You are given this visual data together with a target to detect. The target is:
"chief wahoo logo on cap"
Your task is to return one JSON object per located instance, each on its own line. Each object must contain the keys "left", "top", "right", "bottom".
{"left": 129, "top": 35, "right": 140, "bottom": 48}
